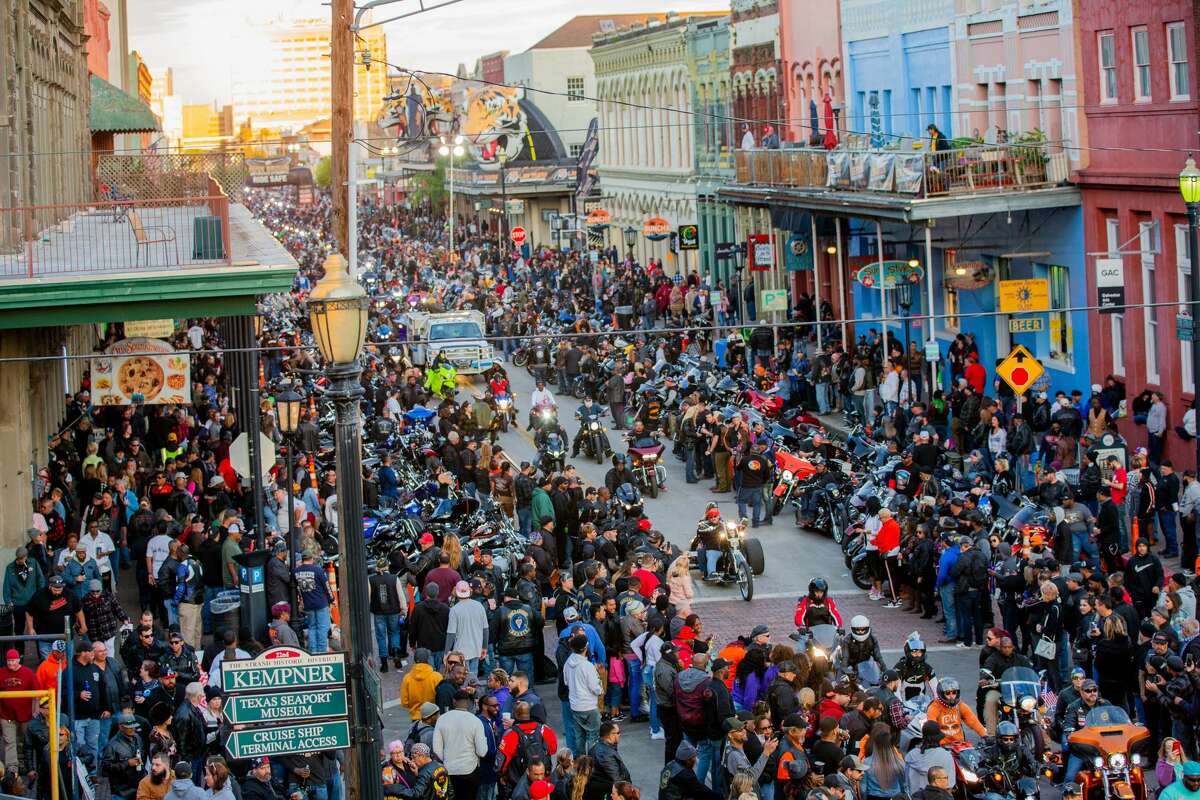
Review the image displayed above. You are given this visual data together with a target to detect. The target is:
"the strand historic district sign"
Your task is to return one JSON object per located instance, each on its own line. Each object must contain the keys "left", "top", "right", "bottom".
{"left": 222, "top": 647, "right": 351, "bottom": 761}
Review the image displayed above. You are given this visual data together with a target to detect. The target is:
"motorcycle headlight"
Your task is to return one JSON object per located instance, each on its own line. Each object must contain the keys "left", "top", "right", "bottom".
{"left": 961, "top": 770, "right": 979, "bottom": 784}
{"left": 1019, "top": 696, "right": 1037, "bottom": 712}
{"left": 1131, "top": 754, "right": 1142, "bottom": 767}
{"left": 1109, "top": 753, "right": 1126, "bottom": 769}
{"left": 590, "top": 421, "right": 600, "bottom": 431}
{"left": 782, "top": 470, "right": 794, "bottom": 482}
{"left": 812, "top": 646, "right": 826, "bottom": 660}
{"left": 1093, "top": 756, "right": 1104, "bottom": 769}
{"left": 497, "top": 399, "right": 510, "bottom": 409}
{"left": 541, "top": 409, "right": 552, "bottom": 420}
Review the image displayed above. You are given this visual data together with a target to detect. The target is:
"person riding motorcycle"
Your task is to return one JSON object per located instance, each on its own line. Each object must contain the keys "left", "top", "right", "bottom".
{"left": 1061, "top": 678, "right": 1107, "bottom": 783}
{"left": 695, "top": 504, "right": 726, "bottom": 579}
{"left": 836, "top": 615, "right": 886, "bottom": 681}
{"left": 980, "top": 636, "right": 1034, "bottom": 733}
{"left": 533, "top": 413, "right": 569, "bottom": 452}
{"left": 977, "top": 721, "right": 1040, "bottom": 792}
{"left": 423, "top": 351, "right": 457, "bottom": 400}
{"left": 795, "top": 459, "right": 841, "bottom": 529}
{"left": 794, "top": 578, "right": 845, "bottom": 628}
{"left": 893, "top": 634, "right": 935, "bottom": 692}
{"left": 635, "top": 385, "right": 663, "bottom": 431}
{"left": 625, "top": 420, "right": 667, "bottom": 491}
{"left": 571, "top": 396, "right": 612, "bottom": 459}
{"left": 925, "top": 677, "right": 986, "bottom": 745}
{"left": 605, "top": 454, "right": 634, "bottom": 494}
{"left": 529, "top": 379, "right": 557, "bottom": 431}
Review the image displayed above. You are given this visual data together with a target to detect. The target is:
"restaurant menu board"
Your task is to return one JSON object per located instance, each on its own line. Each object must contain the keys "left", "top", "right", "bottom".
{"left": 91, "top": 338, "right": 191, "bottom": 406}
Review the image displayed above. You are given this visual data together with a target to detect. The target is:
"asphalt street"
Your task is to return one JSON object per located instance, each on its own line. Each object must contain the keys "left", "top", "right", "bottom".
{"left": 376, "top": 365, "right": 987, "bottom": 792}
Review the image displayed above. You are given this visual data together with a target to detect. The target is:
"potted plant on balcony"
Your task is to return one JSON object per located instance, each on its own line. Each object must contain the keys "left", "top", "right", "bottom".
{"left": 1011, "top": 128, "right": 1049, "bottom": 185}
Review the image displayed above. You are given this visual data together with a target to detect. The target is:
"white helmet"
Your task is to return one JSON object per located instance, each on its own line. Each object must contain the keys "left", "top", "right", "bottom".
{"left": 850, "top": 615, "right": 871, "bottom": 642}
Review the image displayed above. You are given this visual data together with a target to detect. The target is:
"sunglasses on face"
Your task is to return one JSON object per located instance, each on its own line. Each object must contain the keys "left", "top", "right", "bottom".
{"left": 1082, "top": 688, "right": 1098, "bottom": 693}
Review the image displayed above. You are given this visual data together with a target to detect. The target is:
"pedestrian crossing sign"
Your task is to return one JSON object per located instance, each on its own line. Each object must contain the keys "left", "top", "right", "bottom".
{"left": 995, "top": 344, "right": 1044, "bottom": 396}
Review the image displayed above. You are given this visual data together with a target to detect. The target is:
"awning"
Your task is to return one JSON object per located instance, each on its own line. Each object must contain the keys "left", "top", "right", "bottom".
{"left": 89, "top": 75, "right": 160, "bottom": 134}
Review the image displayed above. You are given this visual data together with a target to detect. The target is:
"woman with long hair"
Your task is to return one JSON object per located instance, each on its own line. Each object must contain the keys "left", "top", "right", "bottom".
{"left": 861, "top": 724, "right": 907, "bottom": 800}
{"left": 1095, "top": 613, "right": 1134, "bottom": 711}
{"left": 441, "top": 533, "right": 463, "bottom": 571}
{"left": 733, "top": 647, "right": 770, "bottom": 712}
{"left": 570, "top": 755, "right": 594, "bottom": 800}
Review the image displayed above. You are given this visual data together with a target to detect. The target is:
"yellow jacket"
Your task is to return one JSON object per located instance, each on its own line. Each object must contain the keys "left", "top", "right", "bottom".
{"left": 400, "top": 663, "right": 442, "bottom": 719}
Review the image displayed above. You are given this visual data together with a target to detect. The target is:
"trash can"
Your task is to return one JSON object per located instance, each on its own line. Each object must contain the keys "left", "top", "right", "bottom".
{"left": 210, "top": 590, "right": 241, "bottom": 637}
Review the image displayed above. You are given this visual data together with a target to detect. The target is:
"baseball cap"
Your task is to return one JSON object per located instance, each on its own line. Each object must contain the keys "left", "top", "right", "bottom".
{"left": 1185, "top": 763, "right": 1200, "bottom": 778}
{"left": 675, "top": 741, "right": 697, "bottom": 761}
{"left": 841, "top": 755, "right": 866, "bottom": 771}
{"left": 87, "top": 579, "right": 102, "bottom": 592}
{"left": 725, "top": 717, "right": 746, "bottom": 732}
{"left": 710, "top": 657, "right": 732, "bottom": 671}
{"left": 562, "top": 607, "right": 580, "bottom": 622}
{"left": 118, "top": 712, "right": 138, "bottom": 727}
{"left": 881, "top": 669, "right": 900, "bottom": 684}
{"left": 529, "top": 781, "right": 554, "bottom": 800}
{"left": 750, "top": 624, "right": 769, "bottom": 638}
{"left": 418, "top": 532, "right": 434, "bottom": 546}
{"left": 1080, "top": 679, "right": 1098, "bottom": 691}
{"left": 454, "top": 580, "right": 472, "bottom": 599}
{"left": 783, "top": 713, "right": 807, "bottom": 730}
{"left": 419, "top": 702, "right": 439, "bottom": 719}
{"left": 5, "top": 649, "right": 18, "bottom": 660}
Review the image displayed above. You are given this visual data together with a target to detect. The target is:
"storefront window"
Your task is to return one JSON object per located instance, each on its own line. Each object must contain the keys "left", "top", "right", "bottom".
{"left": 1048, "top": 264, "right": 1072, "bottom": 365}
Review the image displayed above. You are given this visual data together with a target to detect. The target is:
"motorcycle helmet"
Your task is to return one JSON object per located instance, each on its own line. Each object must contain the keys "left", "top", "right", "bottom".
{"left": 808, "top": 578, "right": 828, "bottom": 602}
{"left": 612, "top": 454, "right": 626, "bottom": 468}
{"left": 996, "top": 721, "right": 1019, "bottom": 754}
{"left": 936, "top": 677, "right": 961, "bottom": 707}
{"left": 850, "top": 615, "right": 871, "bottom": 642}
{"left": 904, "top": 635, "right": 926, "bottom": 663}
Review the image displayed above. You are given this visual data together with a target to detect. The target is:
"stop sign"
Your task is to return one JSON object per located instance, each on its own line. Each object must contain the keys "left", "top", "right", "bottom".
{"left": 510, "top": 226, "right": 527, "bottom": 246}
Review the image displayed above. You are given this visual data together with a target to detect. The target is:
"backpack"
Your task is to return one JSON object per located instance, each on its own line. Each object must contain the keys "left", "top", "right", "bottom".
{"left": 673, "top": 675, "right": 713, "bottom": 729}
{"left": 504, "top": 724, "right": 550, "bottom": 786}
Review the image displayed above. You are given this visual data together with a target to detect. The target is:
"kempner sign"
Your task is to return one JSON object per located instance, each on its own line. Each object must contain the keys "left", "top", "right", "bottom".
{"left": 222, "top": 651, "right": 347, "bottom": 692}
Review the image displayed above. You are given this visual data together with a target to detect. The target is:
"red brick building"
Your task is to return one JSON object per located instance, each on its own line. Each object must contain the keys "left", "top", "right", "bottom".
{"left": 1078, "top": 0, "right": 1200, "bottom": 465}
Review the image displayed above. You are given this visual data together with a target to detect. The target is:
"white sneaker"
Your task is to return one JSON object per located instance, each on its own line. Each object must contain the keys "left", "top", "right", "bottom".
{"left": 885, "top": 601, "right": 903, "bottom": 609}
{"left": 650, "top": 729, "right": 665, "bottom": 740}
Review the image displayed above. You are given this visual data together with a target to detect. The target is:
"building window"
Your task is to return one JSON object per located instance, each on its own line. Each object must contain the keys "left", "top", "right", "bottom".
{"left": 1141, "top": 221, "right": 1160, "bottom": 383}
{"left": 569, "top": 143, "right": 583, "bottom": 158}
{"left": 1099, "top": 31, "right": 1118, "bottom": 102}
{"left": 1132, "top": 26, "right": 1151, "bottom": 101}
{"left": 1168, "top": 22, "right": 1191, "bottom": 100}
{"left": 1048, "top": 264, "right": 1072, "bottom": 365}
{"left": 1107, "top": 217, "right": 1125, "bottom": 374}
{"left": 1178, "top": 223, "right": 1195, "bottom": 392}
{"left": 566, "top": 76, "right": 585, "bottom": 102}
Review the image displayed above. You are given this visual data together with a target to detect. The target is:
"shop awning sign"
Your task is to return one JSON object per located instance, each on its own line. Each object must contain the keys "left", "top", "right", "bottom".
{"left": 1096, "top": 258, "right": 1126, "bottom": 312}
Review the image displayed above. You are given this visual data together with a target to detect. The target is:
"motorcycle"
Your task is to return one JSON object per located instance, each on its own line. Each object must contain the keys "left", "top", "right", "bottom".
{"left": 492, "top": 392, "right": 516, "bottom": 432}
{"left": 788, "top": 624, "right": 842, "bottom": 686}
{"left": 537, "top": 432, "right": 567, "bottom": 476}
{"left": 687, "top": 516, "right": 765, "bottom": 601}
{"left": 770, "top": 449, "right": 818, "bottom": 518}
{"left": 530, "top": 405, "right": 559, "bottom": 436}
{"left": 739, "top": 385, "right": 783, "bottom": 419}
{"left": 422, "top": 362, "right": 457, "bottom": 400}
{"left": 981, "top": 666, "right": 1049, "bottom": 759}
{"left": 1065, "top": 705, "right": 1151, "bottom": 800}
{"left": 626, "top": 433, "right": 666, "bottom": 499}
{"left": 575, "top": 411, "right": 610, "bottom": 465}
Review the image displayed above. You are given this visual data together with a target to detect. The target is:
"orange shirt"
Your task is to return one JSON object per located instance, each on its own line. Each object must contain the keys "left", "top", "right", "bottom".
{"left": 925, "top": 699, "right": 985, "bottom": 744}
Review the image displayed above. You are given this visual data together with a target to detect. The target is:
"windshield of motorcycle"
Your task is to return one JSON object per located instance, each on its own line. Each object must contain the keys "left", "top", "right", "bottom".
{"left": 999, "top": 667, "right": 1041, "bottom": 705}
{"left": 809, "top": 624, "right": 839, "bottom": 649}
{"left": 1011, "top": 506, "right": 1050, "bottom": 530}
{"left": 1084, "top": 705, "right": 1131, "bottom": 726}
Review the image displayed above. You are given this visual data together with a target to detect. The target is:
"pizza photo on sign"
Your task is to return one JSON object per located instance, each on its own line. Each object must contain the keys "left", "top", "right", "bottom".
{"left": 91, "top": 338, "right": 191, "bottom": 407}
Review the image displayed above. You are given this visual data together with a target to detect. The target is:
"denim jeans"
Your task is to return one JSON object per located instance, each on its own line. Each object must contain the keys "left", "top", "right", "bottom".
{"left": 737, "top": 486, "right": 763, "bottom": 526}
{"left": 74, "top": 718, "right": 100, "bottom": 769}
{"left": 1071, "top": 530, "right": 1099, "bottom": 569}
{"left": 166, "top": 599, "right": 179, "bottom": 628}
{"left": 373, "top": 613, "right": 403, "bottom": 659}
{"left": 305, "top": 785, "right": 329, "bottom": 800}
{"left": 498, "top": 652, "right": 534, "bottom": 679}
{"left": 689, "top": 735, "right": 719, "bottom": 790}
{"left": 642, "top": 664, "right": 660, "bottom": 734}
{"left": 939, "top": 584, "right": 958, "bottom": 639}
{"left": 97, "top": 715, "right": 113, "bottom": 756}
{"left": 1160, "top": 511, "right": 1179, "bottom": 554}
{"left": 517, "top": 507, "right": 532, "bottom": 538}
{"left": 697, "top": 547, "right": 720, "bottom": 577}
{"left": 955, "top": 589, "right": 981, "bottom": 646}
{"left": 560, "top": 700, "right": 577, "bottom": 753}
{"left": 572, "top": 708, "right": 600, "bottom": 756}
{"left": 306, "top": 606, "right": 332, "bottom": 653}
{"left": 624, "top": 656, "right": 643, "bottom": 717}
{"left": 685, "top": 448, "right": 699, "bottom": 483}
{"left": 816, "top": 382, "right": 831, "bottom": 414}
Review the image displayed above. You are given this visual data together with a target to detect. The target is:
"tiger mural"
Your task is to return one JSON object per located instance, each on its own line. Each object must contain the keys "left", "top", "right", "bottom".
{"left": 462, "top": 86, "right": 530, "bottom": 167}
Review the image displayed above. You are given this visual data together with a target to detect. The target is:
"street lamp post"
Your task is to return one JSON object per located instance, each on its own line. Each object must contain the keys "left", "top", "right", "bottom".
{"left": 439, "top": 136, "right": 465, "bottom": 259}
{"left": 1179, "top": 156, "right": 1200, "bottom": 474}
{"left": 498, "top": 151, "right": 510, "bottom": 250}
{"left": 275, "top": 381, "right": 305, "bottom": 617}
{"left": 896, "top": 275, "right": 915, "bottom": 401}
{"left": 623, "top": 226, "right": 636, "bottom": 262}
{"left": 307, "top": 253, "right": 379, "bottom": 800}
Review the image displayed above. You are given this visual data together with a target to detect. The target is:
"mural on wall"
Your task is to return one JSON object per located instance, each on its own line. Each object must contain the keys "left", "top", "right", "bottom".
{"left": 378, "top": 84, "right": 456, "bottom": 142}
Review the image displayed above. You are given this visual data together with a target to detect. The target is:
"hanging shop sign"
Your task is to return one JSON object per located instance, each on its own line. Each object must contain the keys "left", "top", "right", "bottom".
{"left": 1095, "top": 257, "right": 1126, "bottom": 312}
{"left": 997, "top": 279, "right": 1050, "bottom": 314}
{"left": 748, "top": 234, "right": 773, "bottom": 271}
{"left": 944, "top": 261, "right": 994, "bottom": 291}
{"left": 586, "top": 209, "right": 612, "bottom": 228}
{"left": 91, "top": 338, "right": 191, "bottom": 406}
{"left": 643, "top": 216, "right": 672, "bottom": 241}
{"left": 856, "top": 260, "right": 923, "bottom": 290}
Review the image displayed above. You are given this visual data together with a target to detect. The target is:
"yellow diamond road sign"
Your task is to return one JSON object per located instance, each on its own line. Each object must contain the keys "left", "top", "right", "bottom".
{"left": 996, "top": 344, "right": 1044, "bottom": 396}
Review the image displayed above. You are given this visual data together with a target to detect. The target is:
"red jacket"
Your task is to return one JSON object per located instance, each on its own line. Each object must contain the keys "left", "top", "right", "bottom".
{"left": 964, "top": 362, "right": 987, "bottom": 395}
{"left": 872, "top": 518, "right": 901, "bottom": 555}
{"left": 0, "top": 665, "right": 37, "bottom": 722}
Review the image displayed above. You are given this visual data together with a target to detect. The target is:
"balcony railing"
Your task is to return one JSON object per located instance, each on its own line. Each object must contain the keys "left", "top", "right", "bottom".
{"left": 0, "top": 174, "right": 232, "bottom": 279}
{"left": 733, "top": 141, "right": 1072, "bottom": 199}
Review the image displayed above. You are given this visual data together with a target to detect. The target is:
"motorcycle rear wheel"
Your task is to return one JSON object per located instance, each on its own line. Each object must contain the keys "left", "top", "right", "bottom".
{"left": 512, "top": 351, "right": 528, "bottom": 367}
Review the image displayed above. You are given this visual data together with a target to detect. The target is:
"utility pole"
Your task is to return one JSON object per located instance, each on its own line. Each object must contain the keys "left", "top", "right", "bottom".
{"left": 331, "top": 0, "right": 354, "bottom": 257}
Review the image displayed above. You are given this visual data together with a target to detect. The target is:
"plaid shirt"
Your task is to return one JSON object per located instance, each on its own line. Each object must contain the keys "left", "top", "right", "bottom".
{"left": 82, "top": 593, "right": 129, "bottom": 643}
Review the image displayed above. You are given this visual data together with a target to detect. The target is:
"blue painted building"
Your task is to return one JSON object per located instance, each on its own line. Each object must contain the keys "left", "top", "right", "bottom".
{"left": 842, "top": 0, "right": 955, "bottom": 142}
{"left": 848, "top": 206, "right": 1090, "bottom": 396}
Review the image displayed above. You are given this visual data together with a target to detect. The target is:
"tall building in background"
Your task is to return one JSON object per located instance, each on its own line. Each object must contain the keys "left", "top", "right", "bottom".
{"left": 150, "top": 67, "right": 184, "bottom": 147}
{"left": 232, "top": 12, "right": 387, "bottom": 131}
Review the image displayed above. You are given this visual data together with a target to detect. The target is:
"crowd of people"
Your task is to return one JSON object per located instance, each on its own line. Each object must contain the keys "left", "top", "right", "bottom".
{"left": 18, "top": 176, "right": 1200, "bottom": 800}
